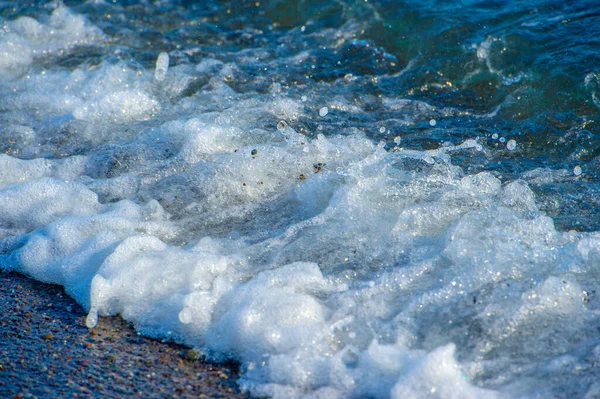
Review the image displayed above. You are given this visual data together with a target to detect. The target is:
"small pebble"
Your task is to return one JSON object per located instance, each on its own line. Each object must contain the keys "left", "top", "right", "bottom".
{"left": 184, "top": 349, "right": 201, "bottom": 361}
{"left": 42, "top": 333, "right": 54, "bottom": 340}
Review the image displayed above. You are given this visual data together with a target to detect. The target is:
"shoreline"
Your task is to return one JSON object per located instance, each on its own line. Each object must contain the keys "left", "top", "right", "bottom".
{"left": 0, "top": 271, "right": 250, "bottom": 398}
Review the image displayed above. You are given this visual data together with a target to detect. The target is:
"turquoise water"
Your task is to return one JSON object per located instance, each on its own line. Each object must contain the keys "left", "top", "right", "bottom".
{"left": 2, "top": 1, "right": 600, "bottom": 397}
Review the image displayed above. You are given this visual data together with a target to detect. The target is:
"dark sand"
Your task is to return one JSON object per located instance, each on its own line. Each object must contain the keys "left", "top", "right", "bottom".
{"left": 0, "top": 271, "right": 251, "bottom": 398}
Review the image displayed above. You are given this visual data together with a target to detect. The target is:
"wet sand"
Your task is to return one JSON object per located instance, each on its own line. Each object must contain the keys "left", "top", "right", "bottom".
{"left": 0, "top": 271, "right": 250, "bottom": 398}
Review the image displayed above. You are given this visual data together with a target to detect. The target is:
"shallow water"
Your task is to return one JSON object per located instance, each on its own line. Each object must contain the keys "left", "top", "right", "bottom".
{"left": 1, "top": 1, "right": 600, "bottom": 398}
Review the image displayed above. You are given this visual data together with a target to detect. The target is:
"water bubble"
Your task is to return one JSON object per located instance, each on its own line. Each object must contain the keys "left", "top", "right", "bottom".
{"left": 429, "top": 119, "right": 437, "bottom": 127}
{"left": 179, "top": 308, "right": 192, "bottom": 324}
{"left": 393, "top": 136, "right": 401, "bottom": 145}
{"left": 506, "top": 139, "right": 517, "bottom": 151}
{"left": 499, "top": 137, "right": 506, "bottom": 143}
{"left": 301, "top": 95, "right": 307, "bottom": 102}
{"left": 491, "top": 133, "right": 498, "bottom": 139}
{"left": 574, "top": 165, "right": 582, "bottom": 176}
{"left": 319, "top": 107, "right": 329, "bottom": 117}
{"left": 379, "top": 126, "right": 386, "bottom": 133}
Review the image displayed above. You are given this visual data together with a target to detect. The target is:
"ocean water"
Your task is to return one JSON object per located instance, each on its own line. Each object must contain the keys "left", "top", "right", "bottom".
{"left": 1, "top": 0, "right": 600, "bottom": 397}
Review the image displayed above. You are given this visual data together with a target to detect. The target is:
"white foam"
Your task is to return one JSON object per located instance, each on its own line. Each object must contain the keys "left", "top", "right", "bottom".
{"left": 179, "top": 120, "right": 243, "bottom": 159}
{"left": 391, "top": 345, "right": 499, "bottom": 399}
{"left": 73, "top": 89, "right": 160, "bottom": 123}
{"left": 0, "top": 178, "right": 100, "bottom": 233}
{"left": 0, "top": 6, "right": 104, "bottom": 79}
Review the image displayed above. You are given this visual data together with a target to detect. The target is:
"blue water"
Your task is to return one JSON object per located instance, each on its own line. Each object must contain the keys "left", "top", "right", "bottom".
{"left": 1, "top": 1, "right": 600, "bottom": 397}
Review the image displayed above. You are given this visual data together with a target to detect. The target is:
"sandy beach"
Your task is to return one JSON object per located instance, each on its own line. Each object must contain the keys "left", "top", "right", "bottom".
{"left": 0, "top": 271, "right": 249, "bottom": 398}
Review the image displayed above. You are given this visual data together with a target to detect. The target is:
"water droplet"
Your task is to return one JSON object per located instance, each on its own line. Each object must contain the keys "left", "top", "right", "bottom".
{"left": 574, "top": 165, "right": 582, "bottom": 176}
{"left": 154, "top": 52, "right": 169, "bottom": 82}
{"left": 85, "top": 309, "right": 98, "bottom": 328}
{"left": 429, "top": 119, "right": 437, "bottom": 127}
{"left": 506, "top": 139, "right": 517, "bottom": 151}
{"left": 319, "top": 107, "right": 328, "bottom": 117}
